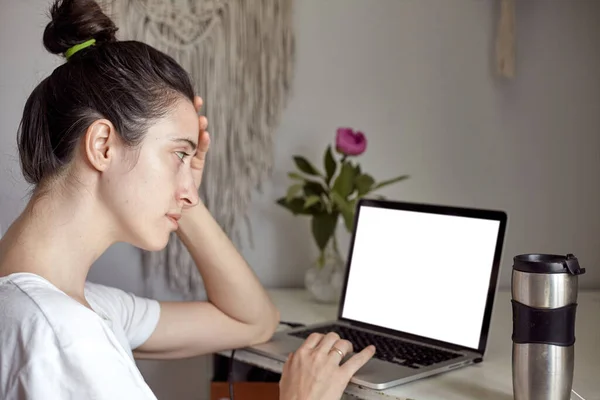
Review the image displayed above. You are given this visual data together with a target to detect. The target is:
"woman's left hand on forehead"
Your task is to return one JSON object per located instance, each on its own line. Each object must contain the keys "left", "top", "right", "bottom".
{"left": 190, "top": 96, "right": 210, "bottom": 189}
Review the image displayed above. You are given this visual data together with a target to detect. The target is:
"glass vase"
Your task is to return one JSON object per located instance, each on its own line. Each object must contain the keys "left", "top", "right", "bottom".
{"left": 304, "top": 236, "right": 346, "bottom": 303}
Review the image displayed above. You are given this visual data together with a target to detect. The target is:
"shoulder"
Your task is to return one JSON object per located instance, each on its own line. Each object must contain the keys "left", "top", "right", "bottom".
{"left": 84, "top": 280, "right": 161, "bottom": 327}
{"left": 0, "top": 273, "right": 55, "bottom": 336}
{"left": 0, "top": 273, "right": 100, "bottom": 395}
{"left": 84, "top": 280, "right": 139, "bottom": 318}
{"left": 85, "top": 281, "right": 161, "bottom": 349}
{"left": 0, "top": 273, "right": 100, "bottom": 345}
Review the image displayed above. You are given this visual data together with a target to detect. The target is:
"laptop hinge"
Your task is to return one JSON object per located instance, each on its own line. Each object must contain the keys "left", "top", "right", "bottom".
{"left": 340, "top": 319, "right": 480, "bottom": 355}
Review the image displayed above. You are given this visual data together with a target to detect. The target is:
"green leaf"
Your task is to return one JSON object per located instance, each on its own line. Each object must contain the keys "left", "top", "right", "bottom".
{"left": 332, "top": 162, "right": 356, "bottom": 198}
{"left": 311, "top": 213, "right": 338, "bottom": 251}
{"left": 372, "top": 175, "right": 410, "bottom": 191}
{"left": 303, "top": 180, "right": 327, "bottom": 197}
{"left": 324, "top": 146, "right": 337, "bottom": 184}
{"left": 330, "top": 191, "right": 351, "bottom": 213}
{"left": 293, "top": 156, "right": 321, "bottom": 176}
{"left": 304, "top": 195, "right": 321, "bottom": 209}
{"left": 321, "top": 194, "right": 333, "bottom": 213}
{"left": 343, "top": 211, "right": 355, "bottom": 232}
{"left": 349, "top": 197, "right": 358, "bottom": 211}
{"left": 276, "top": 197, "right": 312, "bottom": 215}
{"left": 288, "top": 172, "right": 305, "bottom": 181}
{"left": 355, "top": 173, "right": 375, "bottom": 196}
{"left": 286, "top": 183, "right": 304, "bottom": 202}
{"left": 331, "top": 192, "right": 355, "bottom": 231}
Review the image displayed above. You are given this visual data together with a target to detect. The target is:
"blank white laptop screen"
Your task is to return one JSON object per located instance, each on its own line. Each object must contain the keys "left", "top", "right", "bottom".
{"left": 341, "top": 205, "right": 501, "bottom": 350}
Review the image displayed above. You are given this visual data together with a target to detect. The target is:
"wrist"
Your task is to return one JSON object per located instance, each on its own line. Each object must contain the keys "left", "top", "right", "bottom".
{"left": 176, "top": 202, "right": 207, "bottom": 240}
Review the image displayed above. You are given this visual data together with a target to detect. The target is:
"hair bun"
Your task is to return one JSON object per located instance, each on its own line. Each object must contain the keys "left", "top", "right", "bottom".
{"left": 43, "top": 0, "right": 118, "bottom": 57}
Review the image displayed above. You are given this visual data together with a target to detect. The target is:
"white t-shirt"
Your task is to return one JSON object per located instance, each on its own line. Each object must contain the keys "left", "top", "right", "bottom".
{"left": 0, "top": 272, "right": 161, "bottom": 399}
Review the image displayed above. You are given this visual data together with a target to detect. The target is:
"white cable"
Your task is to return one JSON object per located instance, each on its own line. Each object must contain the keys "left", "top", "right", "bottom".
{"left": 572, "top": 389, "right": 586, "bottom": 400}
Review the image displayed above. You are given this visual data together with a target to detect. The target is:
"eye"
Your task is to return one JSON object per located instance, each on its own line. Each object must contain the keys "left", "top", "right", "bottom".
{"left": 175, "top": 151, "right": 190, "bottom": 163}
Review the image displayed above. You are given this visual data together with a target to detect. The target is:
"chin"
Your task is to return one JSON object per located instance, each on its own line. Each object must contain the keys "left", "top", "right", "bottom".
{"left": 128, "top": 229, "right": 172, "bottom": 252}
{"left": 141, "top": 239, "right": 169, "bottom": 252}
{"left": 145, "top": 234, "right": 172, "bottom": 251}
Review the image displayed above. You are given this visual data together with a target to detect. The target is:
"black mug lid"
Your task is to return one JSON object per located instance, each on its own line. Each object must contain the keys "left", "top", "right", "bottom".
{"left": 513, "top": 253, "right": 586, "bottom": 275}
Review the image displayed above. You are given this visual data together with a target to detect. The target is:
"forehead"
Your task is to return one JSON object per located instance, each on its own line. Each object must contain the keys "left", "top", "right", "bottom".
{"left": 145, "top": 98, "right": 198, "bottom": 143}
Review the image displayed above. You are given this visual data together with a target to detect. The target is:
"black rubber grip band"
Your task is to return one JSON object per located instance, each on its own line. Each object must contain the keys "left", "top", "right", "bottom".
{"left": 511, "top": 300, "right": 577, "bottom": 346}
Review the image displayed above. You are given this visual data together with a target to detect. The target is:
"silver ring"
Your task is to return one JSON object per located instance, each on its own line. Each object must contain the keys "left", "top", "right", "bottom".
{"left": 331, "top": 346, "right": 344, "bottom": 358}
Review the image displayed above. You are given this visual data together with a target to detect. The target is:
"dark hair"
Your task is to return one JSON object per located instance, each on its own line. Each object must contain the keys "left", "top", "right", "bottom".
{"left": 17, "top": 0, "right": 195, "bottom": 186}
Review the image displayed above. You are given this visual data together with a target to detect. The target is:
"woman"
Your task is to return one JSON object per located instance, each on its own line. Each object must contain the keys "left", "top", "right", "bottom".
{"left": 0, "top": 0, "right": 375, "bottom": 399}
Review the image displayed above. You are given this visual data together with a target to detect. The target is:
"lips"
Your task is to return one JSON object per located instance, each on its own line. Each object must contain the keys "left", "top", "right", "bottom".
{"left": 166, "top": 213, "right": 181, "bottom": 228}
{"left": 167, "top": 213, "right": 181, "bottom": 221}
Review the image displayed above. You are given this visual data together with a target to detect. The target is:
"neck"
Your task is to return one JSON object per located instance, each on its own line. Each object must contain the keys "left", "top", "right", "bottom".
{"left": 0, "top": 183, "right": 115, "bottom": 300}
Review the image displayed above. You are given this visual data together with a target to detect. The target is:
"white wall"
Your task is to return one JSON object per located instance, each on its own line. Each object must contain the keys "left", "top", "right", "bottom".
{"left": 245, "top": 0, "right": 600, "bottom": 291}
{"left": 2, "top": 0, "right": 600, "bottom": 398}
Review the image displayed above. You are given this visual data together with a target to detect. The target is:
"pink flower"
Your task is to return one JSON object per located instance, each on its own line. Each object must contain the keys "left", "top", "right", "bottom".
{"left": 335, "top": 127, "right": 367, "bottom": 156}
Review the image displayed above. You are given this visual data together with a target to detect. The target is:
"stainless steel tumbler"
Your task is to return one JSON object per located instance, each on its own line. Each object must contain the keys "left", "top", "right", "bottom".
{"left": 511, "top": 253, "right": 586, "bottom": 400}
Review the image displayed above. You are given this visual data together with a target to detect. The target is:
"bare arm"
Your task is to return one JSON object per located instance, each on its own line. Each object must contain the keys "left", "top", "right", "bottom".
{"left": 134, "top": 201, "right": 280, "bottom": 359}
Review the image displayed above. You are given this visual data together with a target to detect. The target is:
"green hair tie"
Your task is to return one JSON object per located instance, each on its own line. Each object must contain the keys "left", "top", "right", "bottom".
{"left": 65, "top": 38, "right": 96, "bottom": 60}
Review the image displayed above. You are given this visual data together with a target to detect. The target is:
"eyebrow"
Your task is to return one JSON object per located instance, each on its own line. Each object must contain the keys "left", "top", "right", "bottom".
{"left": 171, "top": 138, "right": 197, "bottom": 152}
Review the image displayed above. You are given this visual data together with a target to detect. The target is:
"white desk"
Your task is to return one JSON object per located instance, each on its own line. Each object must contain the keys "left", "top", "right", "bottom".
{"left": 221, "top": 289, "right": 600, "bottom": 400}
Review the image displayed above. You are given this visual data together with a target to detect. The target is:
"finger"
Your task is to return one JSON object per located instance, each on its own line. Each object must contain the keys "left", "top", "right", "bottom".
{"left": 199, "top": 115, "right": 208, "bottom": 131}
{"left": 283, "top": 352, "right": 293, "bottom": 374}
{"left": 194, "top": 96, "right": 203, "bottom": 112}
{"left": 328, "top": 339, "right": 353, "bottom": 362}
{"left": 340, "top": 345, "right": 376, "bottom": 377}
{"left": 299, "top": 333, "right": 324, "bottom": 351}
{"left": 197, "top": 130, "right": 210, "bottom": 154}
{"left": 315, "top": 332, "right": 341, "bottom": 355}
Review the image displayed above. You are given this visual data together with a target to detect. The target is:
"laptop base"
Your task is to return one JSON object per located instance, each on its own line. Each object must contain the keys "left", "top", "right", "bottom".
{"left": 246, "top": 321, "right": 481, "bottom": 390}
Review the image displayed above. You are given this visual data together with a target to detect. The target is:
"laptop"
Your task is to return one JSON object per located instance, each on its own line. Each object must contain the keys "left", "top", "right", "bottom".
{"left": 247, "top": 198, "right": 507, "bottom": 390}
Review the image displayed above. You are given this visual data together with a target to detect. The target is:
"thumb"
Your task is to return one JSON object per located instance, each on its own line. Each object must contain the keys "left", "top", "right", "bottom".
{"left": 340, "top": 345, "right": 376, "bottom": 378}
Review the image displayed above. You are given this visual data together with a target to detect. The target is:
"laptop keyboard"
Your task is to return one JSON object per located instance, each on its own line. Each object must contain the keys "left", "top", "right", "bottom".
{"left": 289, "top": 324, "right": 462, "bottom": 369}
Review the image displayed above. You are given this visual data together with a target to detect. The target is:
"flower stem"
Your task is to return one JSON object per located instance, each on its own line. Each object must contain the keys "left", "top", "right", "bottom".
{"left": 331, "top": 233, "right": 340, "bottom": 257}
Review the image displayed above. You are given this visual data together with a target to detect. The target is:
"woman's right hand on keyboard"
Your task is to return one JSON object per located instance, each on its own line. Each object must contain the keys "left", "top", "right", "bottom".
{"left": 279, "top": 332, "right": 376, "bottom": 400}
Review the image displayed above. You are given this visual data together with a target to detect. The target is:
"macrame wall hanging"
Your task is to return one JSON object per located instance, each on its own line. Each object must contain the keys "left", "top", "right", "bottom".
{"left": 102, "top": 0, "right": 295, "bottom": 298}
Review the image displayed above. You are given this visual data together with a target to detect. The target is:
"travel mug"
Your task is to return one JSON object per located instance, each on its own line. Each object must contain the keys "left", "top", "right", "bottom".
{"left": 511, "top": 253, "right": 586, "bottom": 400}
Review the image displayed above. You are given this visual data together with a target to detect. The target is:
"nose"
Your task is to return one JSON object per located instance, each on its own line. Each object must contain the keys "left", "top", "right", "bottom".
{"left": 177, "top": 172, "right": 200, "bottom": 209}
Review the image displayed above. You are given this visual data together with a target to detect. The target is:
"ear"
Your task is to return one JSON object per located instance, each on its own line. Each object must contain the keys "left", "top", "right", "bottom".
{"left": 83, "top": 119, "right": 117, "bottom": 172}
